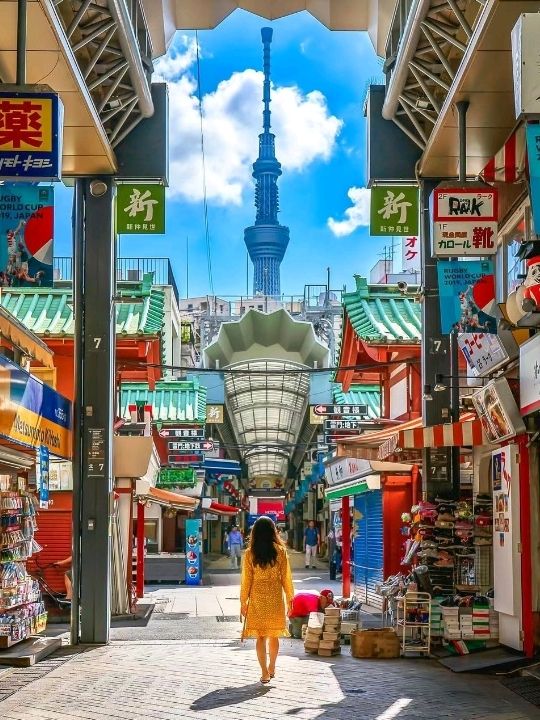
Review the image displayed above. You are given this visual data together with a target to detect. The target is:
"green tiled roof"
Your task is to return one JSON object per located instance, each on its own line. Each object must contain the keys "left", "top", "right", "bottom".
{"left": 120, "top": 378, "right": 207, "bottom": 423}
{"left": 333, "top": 384, "right": 381, "bottom": 419}
{"left": 0, "top": 283, "right": 165, "bottom": 337}
{"left": 342, "top": 276, "right": 421, "bottom": 342}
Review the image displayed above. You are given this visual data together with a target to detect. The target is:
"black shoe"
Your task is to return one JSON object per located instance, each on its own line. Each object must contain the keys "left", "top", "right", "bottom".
{"left": 305, "top": 565, "right": 309, "bottom": 569}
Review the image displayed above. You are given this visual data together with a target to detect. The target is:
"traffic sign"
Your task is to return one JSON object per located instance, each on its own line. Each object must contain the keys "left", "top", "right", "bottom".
{"left": 313, "top": 403, "right": 368, "bottom": 417}
{"left": 168, "top": 452, "right": 205, "bottom": 465}
{"left": 160, "top": 427, "right": 205, "bottom": 439}
{"left": 168, "top": 440, "right": 214, "bottom": 451}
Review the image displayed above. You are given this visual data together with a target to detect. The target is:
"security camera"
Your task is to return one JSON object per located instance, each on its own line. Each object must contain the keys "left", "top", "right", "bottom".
{"left": 397, "top": 281, "right": 408, "bottom": 293}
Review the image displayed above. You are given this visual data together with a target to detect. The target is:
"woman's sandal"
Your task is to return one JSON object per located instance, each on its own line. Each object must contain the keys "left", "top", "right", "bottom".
{"left": 260, "top": 676, "right": 271, "bottom": 684}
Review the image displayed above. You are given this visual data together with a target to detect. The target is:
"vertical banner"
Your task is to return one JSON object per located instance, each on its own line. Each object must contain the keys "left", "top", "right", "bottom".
{"left": 526, "top": 123, "right": 540, "bottom": 233}
{"left": 37, "top": 445, "right": 50, "bottom": 509}
{"left": 402, "top": 236, "right": 421, "bottom": 272}
{"left": 436, "top": 260, "right": 497, "bottom": 334}
{"left": 0, "top": 184, "right": 54, "bottom": 287}
{"left": 185, "top": 518, "right": 202, "bottom": 585}
{"left": 492, "top": 445, "right": 522, "bottom": 650}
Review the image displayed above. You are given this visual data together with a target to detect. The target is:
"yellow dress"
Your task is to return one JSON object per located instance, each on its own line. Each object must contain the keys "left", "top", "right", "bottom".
{"left": 240, "top": 545, "right": 294, "bottom": 638}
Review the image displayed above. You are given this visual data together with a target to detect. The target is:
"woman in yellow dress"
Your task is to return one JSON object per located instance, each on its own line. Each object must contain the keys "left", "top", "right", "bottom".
{"left": 240, "top": 516, "right": 294, "bottom": 684}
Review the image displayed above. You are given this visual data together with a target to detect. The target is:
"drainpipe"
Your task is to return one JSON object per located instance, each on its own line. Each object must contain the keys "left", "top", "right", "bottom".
{"left": 16, "top": 0, "right": 27, "bottom": 85}
{"left": 136, "top": 501, "right": 145, "bottom": 598}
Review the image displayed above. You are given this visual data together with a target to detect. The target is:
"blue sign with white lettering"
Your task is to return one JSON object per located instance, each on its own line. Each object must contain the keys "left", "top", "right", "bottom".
{"left": 0, "top": 91, "right": 63, "bottom": 181}
{"left": 526, "top": 124, "right": 540, "bottom": 233}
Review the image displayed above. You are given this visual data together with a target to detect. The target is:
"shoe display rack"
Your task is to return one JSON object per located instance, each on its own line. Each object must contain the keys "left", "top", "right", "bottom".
{"left": 396, "top": 592, "right": 431, "bottom": 656}
{"left": 0, "top": 482, "right": 47, "bottom": 649}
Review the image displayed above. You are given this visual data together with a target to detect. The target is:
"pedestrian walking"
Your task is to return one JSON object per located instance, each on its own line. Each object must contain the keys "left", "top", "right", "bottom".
{"left": 304, "top": 520, "right": 320, "bottom": 569}
{"left": 228, "top": 526, "right": 243, "bottom": 569}
{"left": 240, "top": 516, "right": 294, "bottom": 684}
{"left": 279, "top": 526, "right": 289, "bottom": 546}
{"left": 223, "top": 529, "right": 230, "bottom": 556}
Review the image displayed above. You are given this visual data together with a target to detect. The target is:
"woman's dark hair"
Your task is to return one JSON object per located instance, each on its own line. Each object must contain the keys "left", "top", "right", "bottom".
{"left": 249, "top": 516, "right": 280, "bottom": 568}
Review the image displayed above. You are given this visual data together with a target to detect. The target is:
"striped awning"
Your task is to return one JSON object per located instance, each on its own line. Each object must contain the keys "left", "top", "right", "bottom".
{"left": 378, "top": 412, "right": 485, "bottom": 460}
{"left": 481, "top": 125, "right": 527, "bottom": 184}
{"left": 336, "top": 416, "right": 423, "bottom": 461}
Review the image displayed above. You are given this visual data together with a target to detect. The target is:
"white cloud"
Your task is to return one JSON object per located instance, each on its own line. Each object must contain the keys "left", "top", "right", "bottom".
{"left": 327, "top": 187, "right": 371, "bottom": 237}
{"left": 153, "top": 38, "right": 343, "bottom": 205}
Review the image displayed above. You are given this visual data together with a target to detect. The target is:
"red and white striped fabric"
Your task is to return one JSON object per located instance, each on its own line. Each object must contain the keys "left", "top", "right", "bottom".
{"left": 378, "top": 412, "right": 485, "bottom": 460}
{"left": 482, "top": 125, "right": 527, "bottom": 184}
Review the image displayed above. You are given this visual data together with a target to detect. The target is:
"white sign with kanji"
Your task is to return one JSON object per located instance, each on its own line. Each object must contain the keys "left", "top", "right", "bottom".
{"left": 458, "top": 333, "right": 510, "bottom": 378}
{"left": 432, "top": 187, "right": 498, "bottom": 257}
{"left": 402, "top": 236, "right": 421, "bottom": 272}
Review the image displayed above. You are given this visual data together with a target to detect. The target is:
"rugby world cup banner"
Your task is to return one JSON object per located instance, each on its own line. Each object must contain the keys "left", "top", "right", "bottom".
{"left": 0, "top": 184, "right": 54, "bottom": 287}
{"left": 0, "top": 355, "right": 72, "bottom": 458}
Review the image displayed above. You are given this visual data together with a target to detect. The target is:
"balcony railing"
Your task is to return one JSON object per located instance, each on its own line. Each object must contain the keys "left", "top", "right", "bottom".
{"left": 54, "top": 256, "right": 179, "bottom": 303}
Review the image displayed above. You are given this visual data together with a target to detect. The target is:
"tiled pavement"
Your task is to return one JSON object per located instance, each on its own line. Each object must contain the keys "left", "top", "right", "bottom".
{"left": 1, "top": 638, "right": 540, "bottom": 720}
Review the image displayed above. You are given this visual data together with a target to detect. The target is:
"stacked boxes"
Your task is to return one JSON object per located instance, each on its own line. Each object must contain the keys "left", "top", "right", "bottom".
{"left": 431, "top": 599, "right": 443, "bottom": 639}
{"left": 441, "top": 607, "right": 461, "bottom": 640}
{"left": 472, "top": 605, "right": 490, "bottom": 640}
{"left": 303, "top": 624, "right": 323, "bottom": 654}
{"left": 459, "top": 608, "right": 475, "bottom": 641}
{"left": 319, "top": 607, "right": 342, "bottom": 657}
{"left": 489, "top": 610, "right": 499, "bottom": 639}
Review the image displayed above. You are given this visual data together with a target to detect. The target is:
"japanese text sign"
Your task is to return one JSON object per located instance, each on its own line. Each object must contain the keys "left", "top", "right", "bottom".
{"left": 116, "top": 184, "right": 165, "bottom": 234}
{"left": 437, "top": 260, "right": 497, "bottom": 334}
{"left": 0, "top": 90, "right": 63, "bottom": 181}
{"left": 432, "top": 188, "right": 498, "bottom": 257}
{"left": 402, "top": 236, "right": 420, "bottom": 272}
{"left": 520, "top": 333, "right": 540, "bottom": 415}
{"left": 458, "top": 333, "right": 510, "bottom": 378}
{"left": 370, "top": 186, "right": 419, "bottom": 236}
{"left": 526, "top": 124, "right": 540, "bottom": 233}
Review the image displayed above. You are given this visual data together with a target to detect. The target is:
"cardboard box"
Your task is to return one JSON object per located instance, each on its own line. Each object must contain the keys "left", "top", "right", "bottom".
{"left": 351, "top": 628, "right": 400, "bottom": 659}
{"left": 323, "top": 631, "right": 340, "bottom": 641}
{"left": 341, "top": 621, "right": 359, "bottom": 635}
{"left": 304, "top": 641, "right": 320, "bottom": 651}
{"left": 325, "top": 607, "right": 341, "bottom": 617}
{"left": 324, "top": 618, "right": 341, "bottom": 628}
{"left": 319, "top": 639, "right": 340, "bottom": 650}
{"left": 318, "top": 647, "right": 341, "bottom": 657}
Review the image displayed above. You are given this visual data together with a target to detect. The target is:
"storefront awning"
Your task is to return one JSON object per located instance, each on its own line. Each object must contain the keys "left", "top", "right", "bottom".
{"left": 202, "top": 499, "right": 240, "bottom": 516}
{"left": 325, "top": 460, "right": 413, "bottom": 501}
{"left": 0, "top": 307, "right": 54, "bottom": 368}
{"left": 336, "top": 416, "right": 423, "bottom": 460}
{"left": 135, "top": 479, "right": 198, "bottom": 512}
{"left": 378, "top": 412, "right": 485, "bottom": 461}
{"left": 481, "top": 125, "right": 527, "bottom": 184}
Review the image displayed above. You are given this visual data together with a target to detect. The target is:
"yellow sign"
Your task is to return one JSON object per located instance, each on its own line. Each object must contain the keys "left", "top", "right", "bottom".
{"left": 309, "top": 406, "right": 324, "bottom": 425}
{"left": 0, "top": 97, "right": 53, "bottom": 152}
{"left": 206, "top": 404, "right": 224, "bottom": 424}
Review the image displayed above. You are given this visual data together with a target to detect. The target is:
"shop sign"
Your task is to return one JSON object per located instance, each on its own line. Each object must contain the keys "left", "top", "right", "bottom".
{"left": 168, "top": 440, "right": 213, "bottom": 451}
{"left": 472, "top": 378, "right": 526, "bottom": 443}
{"left": 432, "top": 188, "right": 498, "bottom": 257}
{"left": 437, "top": 260, "right": 497, "bottom": 334}
{"left": 0, "top": 184, "right": 54, "bottom": 288}
{"left": 512, "top": 13, "right": 540, "bottom": 118}
{"left": 309, "top": 406, "right": 324, "bottom": 425}
{"left": 491, "top": 445, "right": 521, "bottom": 647}
{"left": 327, "top": 457, "right": 370, "bottom": 486}
{"left": 158, "top": 467, "right": 196, "bottom": 488}
{"left": 37, "top": 445, "right": 49, "bottom": 509}
{"left": 325, "top": 419, "right": 366, "bottom": 431}
{"left": 168, "top": 452, "right": 204, "bottom": 466}
{"left": 0, "top": 355, "right": 72, "bottom": 458}
{"left": 525, "top": 124, "right": 540, "bottom": 233}
{"left": 458, "top": 333, "right": 511, "bottom": 378}
{"left": 0, "top": 90, "right": 63, "bottom": 181}
{"left": 206, "top": 404, "right": 224, "bottom": 424}
{"left": 519, "top": 332, "right": 540, "bottom": 415}
{"left": 402, "top": 236, "right": 420, "bottom": 272}
{"left": 185, "top": 518, "right": 202, "bottom": 585}
{"left": 116, "top": 183, "right": 165, "bottom": 234}
{"left": 370, "top": 186, "right": 419, "bottom": 236}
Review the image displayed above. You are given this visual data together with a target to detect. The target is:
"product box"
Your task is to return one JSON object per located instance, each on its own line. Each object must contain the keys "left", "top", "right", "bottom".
{"left": 318, "top": 647, "right": 341, "bottom": 657}
{"left": 319, "top": 639, "right": 340, "bottom": 650}
{"left": 325, "top": 607, "right": 341, "bottom": 617}
{"left": 351, "top": 628, "right": 400, "bottom": 659}
{"left": 341, "top": 621, "right": 359, "bottom": 635}
{"left": 323, "top": 631, "right": 340, "bottom": 641}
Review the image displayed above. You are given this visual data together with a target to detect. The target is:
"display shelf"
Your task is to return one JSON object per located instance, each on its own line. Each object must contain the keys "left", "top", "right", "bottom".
{"left": 396, "top": 592, "right": 431, "bottom": 656}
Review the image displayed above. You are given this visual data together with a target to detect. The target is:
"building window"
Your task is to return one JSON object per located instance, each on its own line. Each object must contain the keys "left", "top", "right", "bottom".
{"left": 257, "top": 304, "right": 263, "bottom": 311}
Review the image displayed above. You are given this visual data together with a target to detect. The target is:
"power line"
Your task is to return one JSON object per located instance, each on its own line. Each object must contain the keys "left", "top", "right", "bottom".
{"left": 195, "top": 31, "right": 214, "bottom": 295}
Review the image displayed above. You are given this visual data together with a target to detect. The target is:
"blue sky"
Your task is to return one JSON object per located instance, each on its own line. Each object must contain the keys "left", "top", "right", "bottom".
{"left": 54, "top": 10, "right": 390, "bottom": 297}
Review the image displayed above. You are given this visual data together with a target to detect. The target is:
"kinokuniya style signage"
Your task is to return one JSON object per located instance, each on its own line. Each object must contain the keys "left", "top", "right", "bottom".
{"left": 0, "top": 355, "right": 72, "bottom": 458}
{"left": 432, "top": 187, "right": 498, "bottom": 257}
{"left": 0, "top": 89, "right": 63, "bottom": 181}
{"left": 519, "top": 332, "right": 540, "bottom": 415}
{"left": 370, "top": 186, "right": 419, "bottom": 236}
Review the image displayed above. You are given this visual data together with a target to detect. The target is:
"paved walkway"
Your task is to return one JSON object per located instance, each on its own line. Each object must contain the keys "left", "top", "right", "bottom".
{"left": 1, "top": 639, "right": 539, "bottom": 720}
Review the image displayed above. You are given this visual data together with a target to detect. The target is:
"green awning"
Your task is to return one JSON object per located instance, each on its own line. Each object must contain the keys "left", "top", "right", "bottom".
{"left": 325, "top": 480, "right": 370, "bottom": 500}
